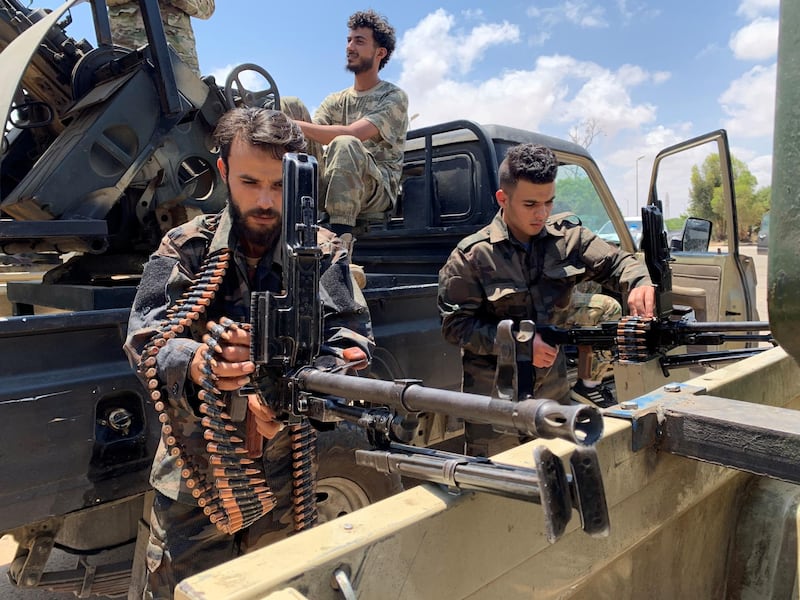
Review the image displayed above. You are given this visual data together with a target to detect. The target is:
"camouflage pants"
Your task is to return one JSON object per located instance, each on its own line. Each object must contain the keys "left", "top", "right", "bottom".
{"left": 108, "top": 4, "right": 202, "bottom": 74}
{"left": 280, "top": 97, "right": 393, "bottom": 227}
{"left": 464, "top": 292, "right": 621, "bottom": 457}
{"left": 138, "top": 428, "right": 313, "bottom": 599}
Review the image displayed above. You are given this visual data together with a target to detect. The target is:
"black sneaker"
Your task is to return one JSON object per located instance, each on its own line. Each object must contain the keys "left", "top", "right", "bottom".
{"left": 571, "top": 380, "right": 617, "bottom": 408}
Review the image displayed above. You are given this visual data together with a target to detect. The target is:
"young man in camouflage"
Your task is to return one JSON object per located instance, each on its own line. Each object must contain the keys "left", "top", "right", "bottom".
{"left": 286, "top": 9, "right": 409, "bottom": 237}
{"left": 124, "top": 107, "right": 373, "bottom": 598}
{"left": 107, "top": 0, "right": 214, "bottom": 74}
{"left": 437, "top": 143, "right": 655, "bottom": 457}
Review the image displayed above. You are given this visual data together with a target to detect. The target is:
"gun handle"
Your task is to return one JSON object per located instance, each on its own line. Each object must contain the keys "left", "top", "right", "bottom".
{"left": 576, "top": 345, "right": 593, "bottom": 381}
{"left": 245, "top": 402, "right": 265, "bottom": 459}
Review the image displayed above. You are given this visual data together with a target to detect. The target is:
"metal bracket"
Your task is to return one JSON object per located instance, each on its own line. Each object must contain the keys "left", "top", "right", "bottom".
{"left": 605, "top": 382, "right": 800, "bottom": 484}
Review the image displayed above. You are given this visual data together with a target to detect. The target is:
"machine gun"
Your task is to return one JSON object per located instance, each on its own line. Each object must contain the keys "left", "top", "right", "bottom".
{"left": 244, "top": 153, "right": 609, "bottom": 543}
{"left": 532, "top": 202, "right": 774, "bottom": 377}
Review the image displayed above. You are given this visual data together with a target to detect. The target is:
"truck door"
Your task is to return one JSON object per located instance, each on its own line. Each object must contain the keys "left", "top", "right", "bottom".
{"left": 647, "top": 129, "right": 759, "bottom": 323}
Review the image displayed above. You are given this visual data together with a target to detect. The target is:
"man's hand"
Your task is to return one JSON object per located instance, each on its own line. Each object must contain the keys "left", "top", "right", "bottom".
{"left": 627, "top": 285, "right": 656, "bottom": 318}
{"left": 532, "top": 333, "right": 559, "bottom": 368}
{"left": 247, "top": 395, "right": 283, "bottom": 440}
{"left": 189, "top": 320, "right": 255, "bottom": 391}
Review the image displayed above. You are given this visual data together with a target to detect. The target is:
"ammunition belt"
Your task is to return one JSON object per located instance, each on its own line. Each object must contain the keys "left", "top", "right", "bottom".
{"left": 137, "top": 247, "right": 317, "bottom": 535}
{"left": 616, "top": 315, "right": 652, "bottom": 362}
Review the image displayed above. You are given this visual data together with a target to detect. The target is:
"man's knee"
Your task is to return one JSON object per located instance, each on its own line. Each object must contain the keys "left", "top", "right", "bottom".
{"left": 324, "top": 135, "right": 364, "bottom": 166}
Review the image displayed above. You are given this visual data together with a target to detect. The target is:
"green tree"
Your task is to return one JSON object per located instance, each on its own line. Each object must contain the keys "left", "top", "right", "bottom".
{"left": 688, "top": 153, "right": 770, "bottom": 241}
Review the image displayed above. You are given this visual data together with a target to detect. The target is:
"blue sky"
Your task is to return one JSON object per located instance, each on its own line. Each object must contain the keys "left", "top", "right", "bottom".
{"left": 41, "top": 0, "right": 779, "bottom": 218}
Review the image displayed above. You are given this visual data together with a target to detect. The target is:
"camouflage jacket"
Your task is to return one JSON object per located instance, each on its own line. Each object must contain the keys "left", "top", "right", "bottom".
{"left": 313, "top": 80, "right": 409, "bottom": 201}
{"left": 437, "top": 210, "right": 652, "bottom": 402}
{"left": 123, "top": 206, "right": 374, "bottom": 503}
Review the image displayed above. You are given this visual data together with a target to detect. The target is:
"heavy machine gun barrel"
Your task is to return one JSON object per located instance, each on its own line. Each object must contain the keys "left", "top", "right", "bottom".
{"left": 293, "top": 368, "right": 603, "bottom": 447}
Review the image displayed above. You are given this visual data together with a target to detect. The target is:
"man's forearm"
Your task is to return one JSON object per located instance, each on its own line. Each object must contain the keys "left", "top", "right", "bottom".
{"left": 295, "top": 118, "right": 379, "bottom": 145}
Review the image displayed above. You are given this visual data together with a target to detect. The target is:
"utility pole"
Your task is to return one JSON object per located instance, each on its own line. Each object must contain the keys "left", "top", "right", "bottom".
{"left": 635, "top": 155, "right": 645, "bottom": 217}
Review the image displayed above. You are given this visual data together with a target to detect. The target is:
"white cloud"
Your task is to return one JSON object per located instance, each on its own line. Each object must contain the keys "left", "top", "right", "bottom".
{"left": 730, "top": 17, "right": 779, "bottom": 61}
{"left": 737, "top": 0, "right": 780, "bottom": 20}
{"left": 719, "top": 63, "right": 777, "bottom": 139}
{"left": 397, "top": 12, "right": 662, "bottom": 139}
{"left": 526, "top": 2, "right": 608, "bottom": 29}
{"left": 395, "top": 9, "right": 520, "bottom": 83}
{"left": 748, "top": 153, "right": 773, "bottom": 188}
{"left": 564, "top": 1, "right": 608, "bottom": 28}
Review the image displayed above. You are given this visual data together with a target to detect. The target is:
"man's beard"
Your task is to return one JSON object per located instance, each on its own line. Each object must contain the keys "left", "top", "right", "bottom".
{"left": 229, "top": 189, "right": 281, "bottom": 252}
{"left": 346, "top": 53, "right": 374, "bottom": 74}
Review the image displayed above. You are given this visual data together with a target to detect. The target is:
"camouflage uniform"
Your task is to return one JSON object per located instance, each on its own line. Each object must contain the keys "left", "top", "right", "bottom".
{"left": 123, "top": 206, "right": 373, "bottom": 599}
{"left": 107, "top": 0, "right": 214, "bottom": 74}
{"left": 283, "top": 81, "right": 408, "bottom": 228}
{"left": 437, "top": 210, "right": 651, "bottom": 457}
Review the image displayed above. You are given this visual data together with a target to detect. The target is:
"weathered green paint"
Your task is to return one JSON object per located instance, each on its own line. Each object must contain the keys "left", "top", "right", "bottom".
{"left": 770, "top": 0, "right": 800, "bottom": 364}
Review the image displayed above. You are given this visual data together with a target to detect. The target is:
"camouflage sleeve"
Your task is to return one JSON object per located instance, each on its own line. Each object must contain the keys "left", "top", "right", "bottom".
{"left": 316, "top": 230, "right": 375, "bottom": 364}
{"left": 575, "top": 226, "right": 652, "bottom": 293}
{"left": 360, "top": 87, "right": 409, "bottom": 148}
{"left": 123, "top": 235, "right": 203, "bottom": 415}
{"left": 312, "top": 92, "right": 337, "bottom": 127}
{"left": 167, "top": 0, "right": 215, "bottom": 19}
{"left": 437, "top": 247, "right": 498, "bottom": 358}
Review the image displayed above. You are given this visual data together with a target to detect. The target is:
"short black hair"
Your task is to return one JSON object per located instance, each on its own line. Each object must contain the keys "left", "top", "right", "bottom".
{"left": 498, "top": 144, "right": 559, "bottom": 192}
{"left": 348, "top": 9, "right": 396, "bottom": 70}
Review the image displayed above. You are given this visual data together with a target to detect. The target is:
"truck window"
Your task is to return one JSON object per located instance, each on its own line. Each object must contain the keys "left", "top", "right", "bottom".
{"left": 396, "top": 153, "right": 478, "bottom": 226}
{"left": 554, "top": 163, "right": 610, "bottom": 232}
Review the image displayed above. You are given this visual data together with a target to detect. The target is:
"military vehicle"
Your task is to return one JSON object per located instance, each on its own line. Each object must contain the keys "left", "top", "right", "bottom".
{"left": 0, "top": 0, "right": 787, "bottom": 598}
{"left": 172, "top": 2, "right": 800, "bottom": 599}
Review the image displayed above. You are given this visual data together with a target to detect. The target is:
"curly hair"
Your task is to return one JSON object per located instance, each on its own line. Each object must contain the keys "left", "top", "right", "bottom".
{"left": 348, "top": 9, "right": 396, "bottom": 70}
{"left": 214, "top": 107, "right": 306, "bottom": 166}
{"left": 498, "top": 143, "right": 559, "bottom": 191}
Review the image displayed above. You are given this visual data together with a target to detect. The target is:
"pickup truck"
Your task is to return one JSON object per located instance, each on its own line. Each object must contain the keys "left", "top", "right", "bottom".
{"left": 176, "top": 2, "right": 800, "bottom": 597}
{"left": 0, "top": 0, "right": 764, "bottom": 597}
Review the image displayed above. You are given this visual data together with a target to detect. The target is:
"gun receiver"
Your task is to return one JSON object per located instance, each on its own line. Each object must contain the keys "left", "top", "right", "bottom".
{"left": 250, "top": 152, "right": 321, "bottom": 375}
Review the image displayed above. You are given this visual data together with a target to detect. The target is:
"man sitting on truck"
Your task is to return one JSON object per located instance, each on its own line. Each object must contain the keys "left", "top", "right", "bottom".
{"left": 437, "top": 142, "right": 656, "bottom": 457}
{"left": 283, "top": 9, "right": 408, "bottom": 240}
{"left": 123, "top": 107, "right": 373, "bottom": 598}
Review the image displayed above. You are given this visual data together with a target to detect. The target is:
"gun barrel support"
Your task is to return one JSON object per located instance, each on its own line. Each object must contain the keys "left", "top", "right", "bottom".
{"left": 296, "top": 369, "right": 603, "bottom": 446}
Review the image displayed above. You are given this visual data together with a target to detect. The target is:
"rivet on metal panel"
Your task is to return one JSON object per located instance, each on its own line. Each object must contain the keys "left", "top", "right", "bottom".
{"left": 664, "top": 383, "right": 681, "bottom": 393}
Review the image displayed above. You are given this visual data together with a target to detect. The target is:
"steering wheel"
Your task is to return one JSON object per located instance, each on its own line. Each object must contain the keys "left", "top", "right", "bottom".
{"left": 224, "top": 63, "right": 281, "bottom": 110}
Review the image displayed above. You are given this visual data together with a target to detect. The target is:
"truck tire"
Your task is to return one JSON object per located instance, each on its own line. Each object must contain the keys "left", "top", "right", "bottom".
{"left": 315, "top": 422, "right": 403, "bottom": 523}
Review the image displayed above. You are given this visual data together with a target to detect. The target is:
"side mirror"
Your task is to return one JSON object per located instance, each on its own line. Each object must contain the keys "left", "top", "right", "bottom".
{"left": 681, "top": 217, "right": 712, "bottom": 252}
